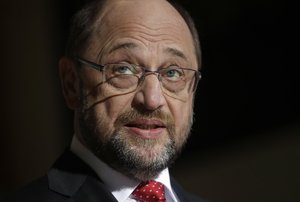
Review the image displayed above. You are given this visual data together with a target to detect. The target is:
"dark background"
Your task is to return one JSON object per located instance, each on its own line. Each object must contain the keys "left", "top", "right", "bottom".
{"left": 0, "top": 0, "right": 299, "bottom": 202}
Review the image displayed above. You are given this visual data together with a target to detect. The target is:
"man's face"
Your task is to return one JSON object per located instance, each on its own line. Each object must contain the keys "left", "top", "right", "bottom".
{"left": 71, "top": 0, "right": 198, "bottom": 180}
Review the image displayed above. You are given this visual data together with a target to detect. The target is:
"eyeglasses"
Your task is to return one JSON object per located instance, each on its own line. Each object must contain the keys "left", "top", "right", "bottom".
{"left": 74, "top": 56, "right": 201, "bottom": 100}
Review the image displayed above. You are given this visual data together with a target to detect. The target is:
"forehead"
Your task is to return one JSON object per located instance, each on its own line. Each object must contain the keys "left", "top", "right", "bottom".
{"left": 87, "top": 0, "right": 196, "bottom": 66}
{"left": 100, "top": 0, "right": 184, "bottom": 24}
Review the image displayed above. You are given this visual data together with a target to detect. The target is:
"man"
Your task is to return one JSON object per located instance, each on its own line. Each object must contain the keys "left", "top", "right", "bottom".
{"left": 5, "top": 0, "right": 206, "bottom": 201}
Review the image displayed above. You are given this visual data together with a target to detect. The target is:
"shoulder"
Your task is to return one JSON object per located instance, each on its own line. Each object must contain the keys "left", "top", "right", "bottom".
{"left": 170, "top": 177, "right": 210, "bottom": 202}
{"left": 180, "top": 191, "right": 210, "bottom": 202}
{"left": 2, "top": 150, "right": 116, "bottom": 202}
{"left": 2, "top": 176, "right": 66, "bottom": 202}
{"left": 185, "top": 192, "right": 210, "bottom": 202}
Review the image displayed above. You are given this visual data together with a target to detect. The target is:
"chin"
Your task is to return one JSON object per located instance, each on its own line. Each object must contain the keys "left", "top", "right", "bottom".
{"left": 99, "top": 133, "right": 178, "bottom": 181}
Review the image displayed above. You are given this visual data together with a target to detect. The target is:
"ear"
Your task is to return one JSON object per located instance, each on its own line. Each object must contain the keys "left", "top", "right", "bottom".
{"left": 59, "top": 56, "right": 80, "bottom": 110}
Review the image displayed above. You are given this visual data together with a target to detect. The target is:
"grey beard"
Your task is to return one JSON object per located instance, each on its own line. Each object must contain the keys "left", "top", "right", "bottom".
{"left": 77, "top": 84, "right": 192, "bottom": 181}
{"left": 78, "top": 108, "right": 180, "bottom": 181}
{"left": 99, "top": 132, "right": 177, "bottom": 181}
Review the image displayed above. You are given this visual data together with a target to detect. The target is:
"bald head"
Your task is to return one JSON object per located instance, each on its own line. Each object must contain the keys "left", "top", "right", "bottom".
{"left": 65, "top": 0, "right": 201, "bottom": 68}
{"left": 98, "top": 0, "right": 187, "bottom": 25}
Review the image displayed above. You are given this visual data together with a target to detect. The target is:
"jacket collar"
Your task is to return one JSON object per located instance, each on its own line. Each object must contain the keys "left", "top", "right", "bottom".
{"left": 47, "top": 149, "right": 198, "bottom": 202}
{"left": 47, "top": 150, "right": 118, "bottom": 201}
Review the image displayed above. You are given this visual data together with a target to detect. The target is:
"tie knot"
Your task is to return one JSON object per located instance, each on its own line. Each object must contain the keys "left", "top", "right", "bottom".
{"left": 132, "top": 180, "right": 166, "bottom": 202}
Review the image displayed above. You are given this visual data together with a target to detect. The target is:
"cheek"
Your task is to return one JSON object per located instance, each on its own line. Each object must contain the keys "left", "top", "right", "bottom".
{"left": 94, "top": 94, "right": 134, "bottom": 126}
{"left": 170, "top": 99, "right": 193, "bottom": 142}
{"left": 80, "top": 68, "right": 101, "bottom": 87}
{"left": 79, "top": 68, "right": 109, "bottom": 102}
{"left": 80, "top": 72, "right": 133, "bottom": 117}
{"left": 173, "top": 99, "right": 193, "bottom": 126}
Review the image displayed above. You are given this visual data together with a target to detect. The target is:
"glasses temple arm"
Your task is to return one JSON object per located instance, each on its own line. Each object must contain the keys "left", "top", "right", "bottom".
{"left": 74, "top": 56, "right": 104, "bottom": 71}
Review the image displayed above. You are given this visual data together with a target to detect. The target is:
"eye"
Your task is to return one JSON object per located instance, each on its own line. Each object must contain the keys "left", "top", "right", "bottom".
{"left": 162, "top": 67, "right": 184, "bottom": 80}
{"left": 112, "top": 64, "right": 137, "bottom": 75}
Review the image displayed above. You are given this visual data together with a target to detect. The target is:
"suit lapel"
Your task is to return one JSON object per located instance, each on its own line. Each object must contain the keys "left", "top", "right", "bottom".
{"left": 47, "top": 150, "right": 118, "bottom": 202}
{"left": 171, "top": 177, "right": 192, "bottom": 202}
{"left": 171, "top": 177, "right": 208, "bottom": 202}
{"left": 47, "top": 150, "right": 203, "bottom": 202}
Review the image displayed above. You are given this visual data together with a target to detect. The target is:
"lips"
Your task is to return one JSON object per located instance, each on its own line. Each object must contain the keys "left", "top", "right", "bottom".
{"left": 124, "top": 118, "right": 166, "bottom": 139}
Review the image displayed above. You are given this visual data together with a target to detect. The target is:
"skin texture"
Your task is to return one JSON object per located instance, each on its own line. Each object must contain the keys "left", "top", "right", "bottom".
{"left": 59, "top": 0, "right": 198, "bottom": 181}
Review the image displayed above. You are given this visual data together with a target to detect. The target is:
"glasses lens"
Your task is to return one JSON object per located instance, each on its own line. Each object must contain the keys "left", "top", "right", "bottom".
{"left": 103, "top": 63, "right": 197, "bottom": 99}
{"left": 160, "top": 67, "right": 196, "bottom": 96}
{"left": 104, "top": 64, "right": 140, "bottom": 92}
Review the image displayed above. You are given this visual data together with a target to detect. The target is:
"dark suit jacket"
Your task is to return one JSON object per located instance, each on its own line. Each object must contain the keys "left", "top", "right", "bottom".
{"left": 3, "top": 150, "right": 207, "bottom": 202}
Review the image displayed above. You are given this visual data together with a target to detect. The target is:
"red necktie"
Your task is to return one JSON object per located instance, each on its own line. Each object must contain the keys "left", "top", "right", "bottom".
{"left": 132, "top": 180, "right": 166, "bottom": 202}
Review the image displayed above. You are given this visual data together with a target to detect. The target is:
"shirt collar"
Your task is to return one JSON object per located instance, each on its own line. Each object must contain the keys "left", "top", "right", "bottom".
{"left": 70, "top": 135, "right": 178, "bottom": 202}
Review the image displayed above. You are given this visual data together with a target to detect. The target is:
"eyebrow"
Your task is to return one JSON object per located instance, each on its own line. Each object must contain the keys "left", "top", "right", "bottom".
{"left": 164, "top": 47, "right": 187, "bottom": 61}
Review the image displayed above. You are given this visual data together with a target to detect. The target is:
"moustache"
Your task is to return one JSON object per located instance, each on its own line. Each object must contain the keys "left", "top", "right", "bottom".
{"left": 114, "top": 109, "right": 175, "bottom": 131}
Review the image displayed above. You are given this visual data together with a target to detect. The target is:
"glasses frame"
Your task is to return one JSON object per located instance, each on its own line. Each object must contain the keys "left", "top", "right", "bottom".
{"left": 74, "top": 56, "right": 201, "bottom": 93}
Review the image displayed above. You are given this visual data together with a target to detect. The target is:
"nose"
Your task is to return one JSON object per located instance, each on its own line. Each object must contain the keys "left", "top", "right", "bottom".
{"left": 132, "top": 73, "right": 166, "bottom": 111}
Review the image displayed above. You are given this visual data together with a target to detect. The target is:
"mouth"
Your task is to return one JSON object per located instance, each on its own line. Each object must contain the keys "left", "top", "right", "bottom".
{"left": 124, "top": 118, "right": 166, "bottom": 139}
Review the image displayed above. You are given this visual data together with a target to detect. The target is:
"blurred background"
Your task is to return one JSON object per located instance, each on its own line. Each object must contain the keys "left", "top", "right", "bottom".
{"left": 0, "top": 0, "right": 298, "bottom": 201}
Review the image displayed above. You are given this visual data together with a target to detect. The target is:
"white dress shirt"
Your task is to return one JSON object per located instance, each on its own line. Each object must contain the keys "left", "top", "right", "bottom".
{"left": 70, "top": 135, "right": 179, "bottom": 202}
